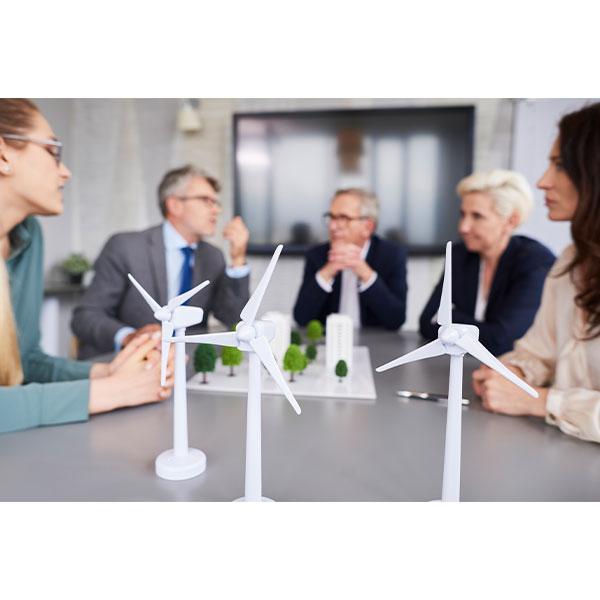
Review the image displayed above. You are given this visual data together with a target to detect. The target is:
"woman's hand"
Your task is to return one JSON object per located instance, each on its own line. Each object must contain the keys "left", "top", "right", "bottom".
{"left": 472, "top": 364, "right": 548, "bottom": 417}
{"left": 88, "top": 335, "right": 175, "bottom": 414}
{"left": 89, "top": 331, "right": 162, "bottom": 379}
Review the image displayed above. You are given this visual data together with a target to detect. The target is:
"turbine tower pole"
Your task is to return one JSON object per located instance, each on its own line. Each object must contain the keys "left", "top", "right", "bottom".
{"left": 245, "top": 352, "right": 263, "bottom": 501}
{"left": 441, "top": 354, "right": 464, "bottom": 502}
{"left": 173, "top": 327, "right": 188, "bottom": 458}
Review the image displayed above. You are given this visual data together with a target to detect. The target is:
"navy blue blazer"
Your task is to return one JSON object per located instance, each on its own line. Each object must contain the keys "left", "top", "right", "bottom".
{"left": 293, "top": 235, "right": 408, "bottom": 329}
{"left": 419, "top": 235, "right": 556, "bottom": 356}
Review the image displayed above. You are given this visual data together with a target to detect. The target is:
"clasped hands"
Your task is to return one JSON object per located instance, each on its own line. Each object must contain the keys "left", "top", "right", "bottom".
{"left": 472, "top": 362, "right": 548, "bottom": 417}
{"left": 319, "top": 242, "right": 374, "bottom": 285}
{"left": 88, "top": 331, "right": 177, "bottom": 414}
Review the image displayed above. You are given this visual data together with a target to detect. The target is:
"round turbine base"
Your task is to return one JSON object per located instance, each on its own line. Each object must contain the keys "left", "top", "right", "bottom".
{"left": 155, "top": 448, "right": 206, "bottom": 481}
{"left": 233, "top": 496, "right": 275, "bottom": 503}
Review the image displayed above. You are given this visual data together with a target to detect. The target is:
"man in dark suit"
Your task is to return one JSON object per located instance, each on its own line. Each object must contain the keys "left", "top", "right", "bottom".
{"left": 71, "top": 165, "right": 250, "bottom": 359}
{"left": 293, "top": 188, "right": 407, "bottom": 330}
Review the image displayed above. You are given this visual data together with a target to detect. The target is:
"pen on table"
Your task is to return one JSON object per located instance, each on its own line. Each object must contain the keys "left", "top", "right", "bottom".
{"left": 396, "top": 390, "right": 470, "bottom": 406}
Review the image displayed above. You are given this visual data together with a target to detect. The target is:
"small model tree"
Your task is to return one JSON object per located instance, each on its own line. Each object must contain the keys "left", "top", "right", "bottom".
{"left": 298, "top": 353, "right": 308, "bottom": 375}
{"left": 283, "top": 344, "right": 304, "bottom": 382}
{"left": 306, "top": 319, "right": 323, "bottom": 344}
{"left": 335, "top": 359, "right": 348, "bottom": 383}
{"left": 290, "top": 329, "right": 302, "bottom": 346}
{"left": 194, "top": 344, "right": 217, "bottom": 384}
{"left": 222, "top": 345, "right": 243, "bottom": 376}
{"left": 305, "top": 343, "right": 317, "bottom": 362}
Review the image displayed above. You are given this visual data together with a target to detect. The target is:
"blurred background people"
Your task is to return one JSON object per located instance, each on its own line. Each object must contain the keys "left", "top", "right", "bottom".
{"left": 71, "top": 164, "right": 250, "bottom": 359}
{"left": 293, "top": 188, "right": 407, "bottom": 330}
{"left": 473, "top": 102, "right": 600, "bottom": 443}
{"left": 419, "top": 169, "right": 555, "bottom": 355}
{"left": 0, "top": 98, "right": 174, "bottom": 434}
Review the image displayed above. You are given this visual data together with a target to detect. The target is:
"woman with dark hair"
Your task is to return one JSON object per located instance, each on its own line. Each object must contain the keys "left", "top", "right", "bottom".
{"left": 473, "top": 102, "right": 600, "bottom": 443}
{"left": 0, "top": 99, "right": 174, "bottom": 433}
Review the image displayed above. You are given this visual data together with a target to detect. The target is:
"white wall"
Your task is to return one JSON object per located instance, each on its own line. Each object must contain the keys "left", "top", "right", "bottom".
{"left": 511, "top": 98, "right": 599, "bottom": 256}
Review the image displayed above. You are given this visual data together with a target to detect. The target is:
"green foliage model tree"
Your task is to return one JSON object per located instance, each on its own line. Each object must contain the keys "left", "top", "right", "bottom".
{"left": 299, "top": 353, "right": 308, "bottom": 375}
{"left": 305, "top": 343, "right": 317, "bottom": 362}
{"left": 290, "top": 330, "right": 302, "bottom": 346}
{"left": 283, "top": 344, "right": 304, "bottom": 382}
{"left": 194, "top": 344, "right": 217, "bottom": 384}
{"left": 335, "top": 359, "right": 348, "bottom": 383}
{"left": 222, "top": 345, "right": 243, "bottom": 376}
{"left": 306, "top": 320, "right": 323, "bottom": 343}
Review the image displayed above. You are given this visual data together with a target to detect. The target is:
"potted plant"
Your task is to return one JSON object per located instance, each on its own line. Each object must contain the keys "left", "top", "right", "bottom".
{"left": 61, "top": 253, "right": 92, "bottom": 284}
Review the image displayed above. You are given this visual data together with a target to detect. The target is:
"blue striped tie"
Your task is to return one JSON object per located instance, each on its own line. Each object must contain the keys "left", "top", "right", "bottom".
{"left": 179, "top": 246, "right": 195, "bottom": 301}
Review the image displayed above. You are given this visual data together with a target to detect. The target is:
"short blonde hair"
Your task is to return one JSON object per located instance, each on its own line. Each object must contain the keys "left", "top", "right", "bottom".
{"left": 456, "top": 169, "right": 534, "bottom": 226}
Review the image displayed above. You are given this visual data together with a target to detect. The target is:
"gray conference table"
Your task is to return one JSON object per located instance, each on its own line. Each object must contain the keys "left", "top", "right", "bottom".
{"left": 1, "top": 331, "right": 599, "bottom": 501}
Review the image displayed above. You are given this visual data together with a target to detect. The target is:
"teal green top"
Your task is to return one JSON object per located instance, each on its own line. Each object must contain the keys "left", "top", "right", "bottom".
{"left": 1, "top": 217, "right": 93, "bottom": 433}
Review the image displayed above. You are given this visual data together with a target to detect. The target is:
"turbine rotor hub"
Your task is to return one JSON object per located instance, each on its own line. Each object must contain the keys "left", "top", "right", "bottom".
{"left": 236, "top": 323, "right": 256, "bottom": 342}
{"left": 154, "top": 308, "right": 171, "bottom": 321}
{"left": 439, "top": 326, "right": 460, "bottom": 346}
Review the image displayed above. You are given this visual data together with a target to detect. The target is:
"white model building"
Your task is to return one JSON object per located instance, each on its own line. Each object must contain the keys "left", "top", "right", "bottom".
{"left": 261, "top": 311, "right": 292, "bottom": 365}
{"left": 325, "top": 313, "right": 353, "bottom": 373}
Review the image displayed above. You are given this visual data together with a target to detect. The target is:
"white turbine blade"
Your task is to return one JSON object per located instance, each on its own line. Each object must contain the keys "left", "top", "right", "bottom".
{"left": 376, "top": 339, "right": 446, "bottom": 372}
{"left": 438, "top": 241, "right": 452, "bottom": 326}
{"left": 250, "top": 335, "right": 301, "bottom": 415}
{"left": 168, "top": 331, "right": 239, "bottom": 347}
{"left": 240, "top": 244, "right": 283, "bottom": 324}
{"left": 457, "top": 334, "right": 539, "bottom": 398}
{"left": 128, "top": 273, "right": 161, "bottom": 313}
{"left": 167, "top": 279, "right": 210, "bottom": 311}
{"left": 161, "top": 321, "right": 174, "bottom": 386}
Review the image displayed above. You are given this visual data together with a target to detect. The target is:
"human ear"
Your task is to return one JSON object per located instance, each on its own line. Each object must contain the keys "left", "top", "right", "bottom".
{"left": 0, "top": 138, "right": 12, "bottom": 175}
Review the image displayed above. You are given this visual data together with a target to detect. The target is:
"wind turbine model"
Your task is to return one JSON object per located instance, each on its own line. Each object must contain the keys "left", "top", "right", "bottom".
{"left": 376, "top": 242, "right": 538, "bottom": 502}
{"left": 128, "top": 274, "right": 210, "bottom": 481}
{"left": 168, "top": 244, "right": 302, "bottom": 502}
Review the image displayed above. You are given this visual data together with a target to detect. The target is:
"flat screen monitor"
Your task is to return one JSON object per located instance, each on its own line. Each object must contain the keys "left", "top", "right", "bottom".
{"left": 233, "top": 106, "right": 475, "bottom": 255}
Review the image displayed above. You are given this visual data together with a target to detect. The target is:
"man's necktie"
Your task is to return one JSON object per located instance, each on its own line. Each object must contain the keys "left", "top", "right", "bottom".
{"left": 179, "top": 246, "right": 195, "bottom": 300}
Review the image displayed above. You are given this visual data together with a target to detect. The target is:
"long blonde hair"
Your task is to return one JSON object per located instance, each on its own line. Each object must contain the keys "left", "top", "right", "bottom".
{"left": 0, "top": 257, "right": 23, "bottom": 385}
{"left": 0, "top": 99, "right": 36, "bottom": 386}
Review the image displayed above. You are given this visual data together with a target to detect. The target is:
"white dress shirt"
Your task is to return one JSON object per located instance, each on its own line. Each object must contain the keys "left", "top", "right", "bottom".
{"left": 315, "top": 239, "right": 377, "bottom": 329}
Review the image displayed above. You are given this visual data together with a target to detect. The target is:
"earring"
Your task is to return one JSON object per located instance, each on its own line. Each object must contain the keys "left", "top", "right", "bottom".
{"left": 1, "top": 165, "right": 11, "bottom": 174}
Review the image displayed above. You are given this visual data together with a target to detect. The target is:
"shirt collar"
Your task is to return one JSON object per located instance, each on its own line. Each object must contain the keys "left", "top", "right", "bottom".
{"left": 162, "top": 220, "right": 197, "bottom": 251}
{"left": 360, "top": 238, "right": 371, "bottom": 260}
{"left": 8, "top": 216, "right": 34, "bottom": 261}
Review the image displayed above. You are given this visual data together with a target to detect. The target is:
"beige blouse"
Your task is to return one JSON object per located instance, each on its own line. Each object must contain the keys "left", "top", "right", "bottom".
{"left": 501, "top": 245, "right": 600, "bottom": 443}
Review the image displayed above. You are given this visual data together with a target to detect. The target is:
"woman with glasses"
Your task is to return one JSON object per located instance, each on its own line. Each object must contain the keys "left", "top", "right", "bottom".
{"left": 473, "top": 102, "right": 600, "bottom": 443}
{"left": 419, "top": 169, "right": 555, "bottom": 356}
{"left": 0, "top": 98, "right": 174, "bottom": 433}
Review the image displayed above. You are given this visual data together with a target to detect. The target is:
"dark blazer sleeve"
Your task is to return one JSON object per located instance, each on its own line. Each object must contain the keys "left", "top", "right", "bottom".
{"left": 293, "top": 245, "right": 333, "bottom": 327}
{"left": 419, "top": 238, "right": 556, "bottom": 355}
{"left": 71, "top": 234, "right": 138, "bottom": 356}
{"left": 452, "top": 242, "right": 555, "bottom": 355}
{"left": 419, "top": 272, "right": 444, "bottom": 340}
{"left": 359, "top": 239, "right": 408, "bottom": 329}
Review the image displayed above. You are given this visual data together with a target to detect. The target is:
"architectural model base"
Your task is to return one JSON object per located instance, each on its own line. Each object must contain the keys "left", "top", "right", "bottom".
{"left": 187, "top": 346, "right": 376, "bottom": 401}
{"left": 233, "top": 496, "right": 275, "bottom": 502}
{"left": 155, "top": 448, "right": 207, "bottom": 481}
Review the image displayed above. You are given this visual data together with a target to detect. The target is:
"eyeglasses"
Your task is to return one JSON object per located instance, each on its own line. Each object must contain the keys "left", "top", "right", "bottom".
{"left": 176, "top": 195, "right": 221, "bottom": 208}
{"left": 323, "top": 212, "right": 369, "bottom": 225}
{"left": 0, "top": 133, "right": 63, "bottom": 165}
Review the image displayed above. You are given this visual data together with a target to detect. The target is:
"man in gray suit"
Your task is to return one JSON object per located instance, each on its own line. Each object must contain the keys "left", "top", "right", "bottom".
{"left": 72, "top": 165, "right": 250, "bottom": 359}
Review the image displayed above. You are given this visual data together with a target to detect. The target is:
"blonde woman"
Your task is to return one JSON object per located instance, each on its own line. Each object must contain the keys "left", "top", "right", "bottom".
{"left": 419, "top": 169, "right": 555, "bottom": 355}
{"left": 0, "top": 98, "right": 174, "bottom": 433}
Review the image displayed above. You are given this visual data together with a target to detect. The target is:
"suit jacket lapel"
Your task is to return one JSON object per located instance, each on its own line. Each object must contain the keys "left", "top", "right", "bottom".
{"left": 149, "top": 225, "right": 168, "bottom": 304}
